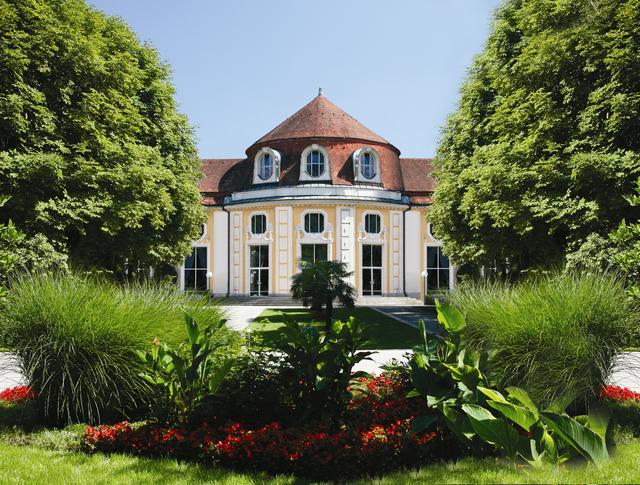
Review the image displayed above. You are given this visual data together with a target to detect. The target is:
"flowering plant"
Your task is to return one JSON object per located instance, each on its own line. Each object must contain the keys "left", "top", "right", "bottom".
{"left": 0, "top": 385, "right": 35, "bottom": 403}
{"left": 600, "top": 385, "right": 640, "bottom": 402}
{"left": 81, "top": 370, "right": 444, "bottom": 480}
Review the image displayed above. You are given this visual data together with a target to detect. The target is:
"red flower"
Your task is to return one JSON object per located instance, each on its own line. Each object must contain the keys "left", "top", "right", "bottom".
{"left": 0, "top": 385, "right": 35, "bottom": 402}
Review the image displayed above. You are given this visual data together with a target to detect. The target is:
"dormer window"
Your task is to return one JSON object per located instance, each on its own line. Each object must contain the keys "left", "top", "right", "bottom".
{"left": 253, "top": 147, "right": 280, "bottom": 184}
{"left": 353, "top": 147, "right": 382, "bottom": 184}
{"left": 299, "top": 144, "right": 331, "bottom": 182}
{"left": 306, "top": 150, "right": 325, "bottom": 177}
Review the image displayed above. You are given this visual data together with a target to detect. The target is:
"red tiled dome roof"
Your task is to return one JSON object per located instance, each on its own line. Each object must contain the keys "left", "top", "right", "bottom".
{"left": 249, "top": 94, "right": 394, "bottom": 151}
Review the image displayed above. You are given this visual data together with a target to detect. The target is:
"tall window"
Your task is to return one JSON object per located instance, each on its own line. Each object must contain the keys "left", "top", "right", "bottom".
{"left": 306, "top": 150, "right": 325, "bottom": 177}
{"left": 251, "top": 214, "right": 266, "bottom": 234}
{"left": 364, "top": 214, "right": 381, "bottom": 234}
{"left": 301, "top": 244, "right": 328, "bottom": 263}
{"left": 361, "top": 152, "right": 376, "bottom": 179}
{"left": 249, "top": 245, "right": 269, "bottom": 296}
{"left": 258, "top": 153, "right": 273, "bottom": 180}
{"left": 184, "top": 247, "right": 207, "bottom": 291}
{"left": 304, "top": 212, "right": 325, "bottom": 233}
{"left": 426, "top": 246, "right": 450, "bottom": 293}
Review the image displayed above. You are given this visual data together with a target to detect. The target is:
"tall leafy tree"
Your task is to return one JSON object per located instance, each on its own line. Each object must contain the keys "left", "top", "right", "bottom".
{"left": 0, "top": 0, "right": 203, "bottom": 272}
{"left": 431, "top": 0, "right": 640, "bottom": 272}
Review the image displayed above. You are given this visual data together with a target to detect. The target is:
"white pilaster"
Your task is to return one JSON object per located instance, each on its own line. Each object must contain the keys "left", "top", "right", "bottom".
{"left": 275, "top": 206, "right": 293, "bottom": 294}
{"left": 404, "top": 210, "right": 421, "bottom": 297}
{"left": 230, "top": 211, "right": 243, "bottom": 294}
{"left": 390, "top": 210, "right": 403, "bottom": 295}
{"left": 212, "top": 211, "right": 229, "bottom": 295}
{"left": 336, "top": 206, "right": 356, "bottom": 286}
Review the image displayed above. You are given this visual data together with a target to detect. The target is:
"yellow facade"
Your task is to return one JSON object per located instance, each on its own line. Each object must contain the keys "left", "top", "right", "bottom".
{"left": 194, "top": 202, "right": 435, "bottom": 300}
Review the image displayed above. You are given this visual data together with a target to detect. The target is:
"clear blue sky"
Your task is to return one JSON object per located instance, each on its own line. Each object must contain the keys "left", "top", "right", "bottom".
{"left": 88, "top": 0, "right": 502, "bottom": 158}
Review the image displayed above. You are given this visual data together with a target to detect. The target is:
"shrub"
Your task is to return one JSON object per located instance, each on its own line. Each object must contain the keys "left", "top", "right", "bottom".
{"left": 410, "top": 301, "right": 613, "bottom": 466}
{"left": 451, "top": 271, "right": 639, "bottom": 405}
{"left": 0, "top": 271, "right": 234, "bottom": 426}
{"left": 138, "top": 315, "right": 234, "bottom": 424}
{"left": 205, "top": 351, "right": 297, "bottom": 428}
{"left": 269, "top": 317, "right": 373, "bottom": 424}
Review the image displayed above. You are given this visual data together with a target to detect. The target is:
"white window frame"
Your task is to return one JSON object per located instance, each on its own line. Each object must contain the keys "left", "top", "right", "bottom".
{"left": 253, "top": 147, "right": 281, "bottom": 185}
{"left": 359, "top": 242, "right": 387, "bottom": 296}
{"left": 247, "top": 243, "right": 271, "bottom": 296}
{"left": 358, "top": 210, "right": 386, "bottom": 243}
{"left": 353, "top": 146, "right": 381, "bottom": 184}
{"left": 296, "top": 209, "right": 333, "bottom": 266}
{"left": 179, "top": 243, "right": 210, "bottom": 292}
{"left": 299, "top": 144, "right": 331, "bottom": 182}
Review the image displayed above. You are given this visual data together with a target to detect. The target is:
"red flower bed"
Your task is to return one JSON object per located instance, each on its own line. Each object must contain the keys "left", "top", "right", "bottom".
{"left": 0, "top": 385, "right": 35, "bottom": 403}
{"left": 600, "top": 385, "right": 640, "bottom": 402}
{"left": 81, "top": 371, "right": 444, "bottom": 480}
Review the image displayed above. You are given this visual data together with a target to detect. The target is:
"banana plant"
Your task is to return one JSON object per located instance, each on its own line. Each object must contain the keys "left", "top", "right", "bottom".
{"left": 271, "top": 316, "right": 374, "bottom": 424}
{"left": 138, "top": 313, "right": 233, "bottom": 424}
{"left": 410, "top": 300, "right": 611, "bottom": 467}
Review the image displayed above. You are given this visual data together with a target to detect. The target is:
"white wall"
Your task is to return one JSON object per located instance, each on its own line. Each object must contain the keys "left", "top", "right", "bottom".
{"left": 212, "top": 211, "right": 229, "bottom": 295}
{"left": 404, "top": 210, "right": 421, "bottom": 297}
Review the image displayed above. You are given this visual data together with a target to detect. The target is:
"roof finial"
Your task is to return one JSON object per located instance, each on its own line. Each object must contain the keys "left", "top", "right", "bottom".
{"left": 318, "top": 87, "right": 323, "bottom": 97}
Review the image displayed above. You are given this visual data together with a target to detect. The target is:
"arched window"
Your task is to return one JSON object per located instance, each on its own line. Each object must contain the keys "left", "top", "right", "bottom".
{"left": 364, "top": 214, "right": 381, "bottom": 234}
{"left": 251, "top": 214, "right": 267, "bottom": 234}
{"left": 306, "top": 150, "right": 325, "bottom": 177}
{"left": 304, "top": 212, "right": 325, "bottom": 233}
{"left": 361, "top": 152, "right": 376, "bottom": 179}
{"left": 258, "top": 153, "right": 273, "bottom": 180}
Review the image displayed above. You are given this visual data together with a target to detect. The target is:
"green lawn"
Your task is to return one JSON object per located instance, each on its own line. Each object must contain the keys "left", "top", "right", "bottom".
{"left": 247, "top": 307, "right": 420, "bottom": 349}
{"left": 2, "top": 439, "right": 640, "bottom": 484}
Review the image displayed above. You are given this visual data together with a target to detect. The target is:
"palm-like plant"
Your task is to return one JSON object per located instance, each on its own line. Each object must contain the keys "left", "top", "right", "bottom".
{"left": 290, "top": 260, "right": 356, "bottom": 331}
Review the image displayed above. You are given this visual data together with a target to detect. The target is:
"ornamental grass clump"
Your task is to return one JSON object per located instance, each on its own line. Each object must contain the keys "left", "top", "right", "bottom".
{"left": 451, "top": 271, "right": 639, "bottom": 406}
{"left": 0, "top": 271, "right": 231, "bottom": 426}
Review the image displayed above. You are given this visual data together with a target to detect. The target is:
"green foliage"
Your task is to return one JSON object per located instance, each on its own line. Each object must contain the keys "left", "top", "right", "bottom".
{"left": 410, "top": 300, "right": 612, "bottom": 466}
{"left": 0, "top": 196, "right": 23, "bottom": 298}
{"left": 0, "top": 400, "right": 38, "bottom": 431}
{"left": 290, "top": 260, "right": 356, "bottom": 329}
{"left": 0, "top": 271, "right": 229, "bottom": 425}
{"left": 269, "top": 317, "right": 373, "bottom": 424}
{"left": 138, "top": 314, "right": 234, "bottom": 424}
{"left": 430, "top": 0, "right": 640, "bottom": 272}
{"left": 451, "top": 271, "right": 639, "bottom": 405}
{"left": 207, "top": 351, "right": 297, "bottom": 428}
{"left": 0, "top": 0, "right": 203, "bottom": 272}
{"left": 609, "top": 178, "right": 640, "bottom": 298}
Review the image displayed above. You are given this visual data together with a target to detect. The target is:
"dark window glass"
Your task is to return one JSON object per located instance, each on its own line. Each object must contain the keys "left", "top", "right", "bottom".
{"left": 426, "top": 246, "right": 450, "bottom": 294}
{"left": 251, "top": 214, "right": 266, "bottom": 234}
{"left": 258, "top": 153, "right": 273, "bottom": 180}
{"left": 364, "top": 214, "right": 381, "bottom": 234}
{"left": 304, "top": 213, "right": 324, "bottom": 233}
{"left": 184, "top": 246, "right": 208, "bottom": 291}
{"left": 371, "top": 245, "right": 382, "bottom": 267}
{"left": 361, "top": 152, "right": 376, "bottom": 179}
{"left": 301, "top": 244, "right": 328, "bottom": 263}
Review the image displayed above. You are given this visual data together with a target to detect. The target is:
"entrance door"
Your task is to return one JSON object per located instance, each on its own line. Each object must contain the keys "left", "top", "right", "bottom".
{"left": 249, "top": 245, "right": 269, "bottom": 296}
{"left": 362, "top": 244, "right": 382, "bottom": 296}
{"left": 425, "top": 245, "right": 450, "bottom": 297}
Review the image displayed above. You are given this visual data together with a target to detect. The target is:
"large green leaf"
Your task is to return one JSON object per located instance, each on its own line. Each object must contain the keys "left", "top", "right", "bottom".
{"left": 505, "top": 387, "right": 539, "bottom": 413}
{"left": 486, "top": 400, "right": 539, "bottom": 432}
{"left": 462, "top": 404, "right": 521, "bottom": 457}
{"left": 411, "top": 415, "right": 438, "bottom": 433}
{"left": 540, "top": 411, "right": 609, "bottom": 466}
{"left": 442, "top": 404, "right": 475, "bottom": 442}
{"left": 185, "top": 314, "right": 199, "bottom": 345}
{"left": 435, "top": 300, "right": 466, "bottom": 334}
{"left": 478, "top": 386, "right": 508, "bottom": 403}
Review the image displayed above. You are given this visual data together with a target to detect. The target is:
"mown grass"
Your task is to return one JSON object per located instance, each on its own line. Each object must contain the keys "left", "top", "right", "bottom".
{"left": 248, "top": 307, "right": 420, "bottom": 349}
{"left": 1, "top": 438, "right": 640, "bottom": 484}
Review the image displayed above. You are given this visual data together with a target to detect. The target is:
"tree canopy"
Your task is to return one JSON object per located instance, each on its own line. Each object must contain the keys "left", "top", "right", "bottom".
{"left": 0, "top": 0, "right": 203, "bottom": 272}
{"left": 430, "top": 0, "right": 640, "bottom": 272}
